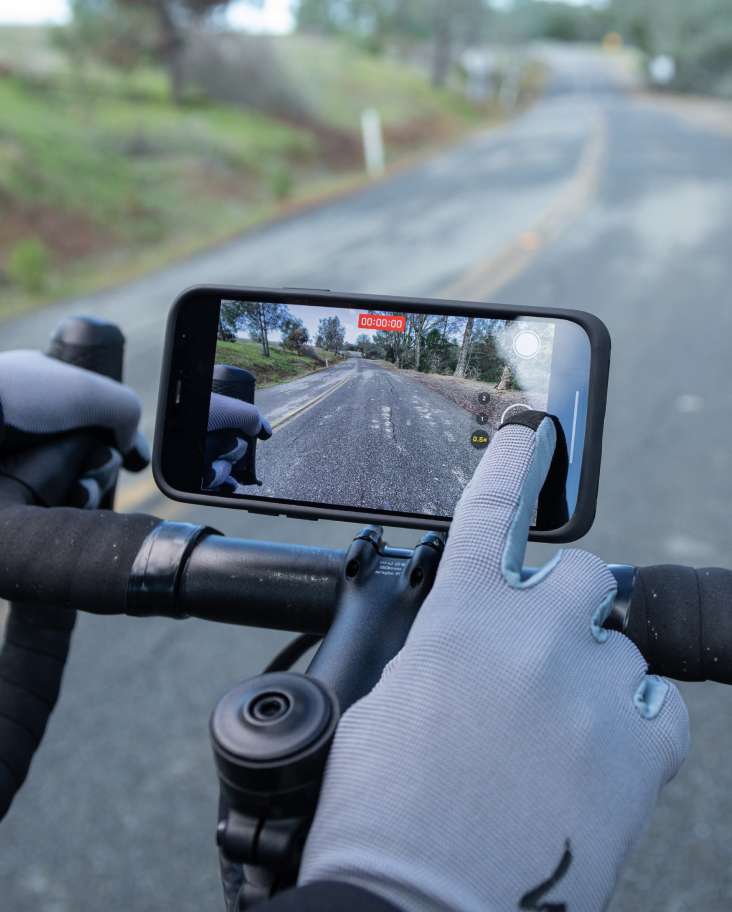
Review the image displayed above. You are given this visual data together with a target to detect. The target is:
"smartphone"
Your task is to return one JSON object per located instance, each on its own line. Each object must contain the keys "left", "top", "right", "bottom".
{"left": 154, "top": 286, "right": 609, "bottom": 542}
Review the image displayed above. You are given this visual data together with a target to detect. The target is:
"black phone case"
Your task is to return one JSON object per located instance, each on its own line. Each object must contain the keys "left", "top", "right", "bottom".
{"left": 154, "top": 285, "right": 611, "bottom": 543}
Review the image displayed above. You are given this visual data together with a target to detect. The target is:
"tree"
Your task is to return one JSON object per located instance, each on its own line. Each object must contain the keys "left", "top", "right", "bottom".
{"left": 421, "top": 325, "right": 457, "bottom": 373}
{"left": 453, "top": 316, "right": 474, "bottom": 378}
{"left": 296, "top": 0, "right": 491, "bottom": 84}
{"left": 468, "top": 320, "right": 503, "bottom": 383}
{"left": 282, "top": 318, "right": 310, "bottom": 353}
{"left": 407, "top": 313, "right": 440, "bottom": 371}
{"left": 372, "top": 312, "right": 408, "bottom": 367}
{"left": 58, "top": 0, "right": 160, "bottom": 75}
{"left": 66, "top": 0, "right": 267, "bottom": 104}
{"left": 123, "top": 0, "right": 237, "bottom": 103}
{"left": 431, "top": 1, "right": 453, "bottom": 88}
{"left": 296, "top": 0, "right": 341, "bottom": 34}
{"left": 355, "top": 333, "right": 371, "bottom": 354}
{"left": 316, "top": 315, "right": 346, "bottom": 354}
{"left": 609, "top": 0, "right": 732, "bottom": 95}
{"left": 243, "top": 302, "right": 291, "bottom": 357}
{"left": 219, "top": 301, "right": 290, "bottom": 356}
{"left": 218, "top": 301, "right": 252, "bottom": 341}
{"left": 219, "top": 300, "right": 249, "bottom": 340}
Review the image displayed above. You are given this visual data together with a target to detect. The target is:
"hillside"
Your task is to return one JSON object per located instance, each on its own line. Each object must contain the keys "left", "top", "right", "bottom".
{"left": 0, "top": 26, "right": 529, "bottom": 317}
{"left": 216, "top": 339, "right": 340, "bottom": 387}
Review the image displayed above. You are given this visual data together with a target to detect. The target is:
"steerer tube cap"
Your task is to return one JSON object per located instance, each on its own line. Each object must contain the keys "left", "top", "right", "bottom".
{"left": 211, "top": 672, "right": 339, "bottom": 819}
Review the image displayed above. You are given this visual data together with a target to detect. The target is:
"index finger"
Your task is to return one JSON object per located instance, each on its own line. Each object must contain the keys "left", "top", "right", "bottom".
{"left": 441, "top": 412, "right": 566, "bottom": 588}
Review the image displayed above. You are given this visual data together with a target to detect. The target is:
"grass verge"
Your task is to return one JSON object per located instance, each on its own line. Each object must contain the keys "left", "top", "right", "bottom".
{"left": 0, "top": 26, "right": 544, "bottom": 321}
{"left": 215, "top": 340, "right": 343, "bottom": 387}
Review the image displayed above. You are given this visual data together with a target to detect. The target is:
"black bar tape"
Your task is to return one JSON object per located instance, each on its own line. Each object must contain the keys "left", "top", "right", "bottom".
{"left": 0, "top": 505, "right": 160, "bottom": 818}
{"left": 0, "top": 316, "right": 128, "bottom": 820}
{"left": 0, "top": 603, "right": 75, "bottom": 819}
{"left": 0, "top": 506, "right": 160, "bottom": 612}
{"left": 625, "top": 565, "right": 732, "bottom": 684}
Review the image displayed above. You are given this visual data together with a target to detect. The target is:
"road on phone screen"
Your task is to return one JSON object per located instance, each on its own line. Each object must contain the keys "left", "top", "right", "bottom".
{"left": 3, "top": 43, "right": 732, "bottom": 912}
{"left": 254, "top": 358, "right": 482, "bottom": 516}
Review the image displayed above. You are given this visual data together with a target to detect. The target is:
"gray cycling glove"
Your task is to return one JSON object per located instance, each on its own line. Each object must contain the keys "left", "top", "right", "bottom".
{"left": 300, "top": 414, "right": 689, "bottom": 912}
{"left": 205, "top": 392, "right": 272, "bottom": 491}
{"left": 208, "top": 392, "right": 272, "bottom": 440}
{"left": 0, "top": 350, "right": 147, "bottom": 507}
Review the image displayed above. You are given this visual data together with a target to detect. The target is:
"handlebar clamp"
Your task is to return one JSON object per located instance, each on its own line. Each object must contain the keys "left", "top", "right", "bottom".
{"left": 127, "top": 522, "right": 220, "bottom": 618}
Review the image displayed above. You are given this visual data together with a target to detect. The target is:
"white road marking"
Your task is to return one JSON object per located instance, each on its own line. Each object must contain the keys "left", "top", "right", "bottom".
{"left": 451, "top": 468, "right": 469, "bottom": 487}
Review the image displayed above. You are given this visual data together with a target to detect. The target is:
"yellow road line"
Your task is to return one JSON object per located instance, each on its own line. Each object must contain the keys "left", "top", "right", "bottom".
{"left": 116, "top": 471, "right": 160, "bottom": 512}
{"left": 269, "top": 371, "right": 353, "bottom": 432}
{"left": 438, "top": 111, "right": 606, "bottom": 301}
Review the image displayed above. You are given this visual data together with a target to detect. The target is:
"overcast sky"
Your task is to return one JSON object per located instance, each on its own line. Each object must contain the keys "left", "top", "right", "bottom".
{"left": 274, "top": 305, "right": 367, "bottom": 345}
{"left": 0, "top": 0, "right": 602, "bottom": 28}
{"left": 0, "top": 0, "right": 296, "bottom": 31}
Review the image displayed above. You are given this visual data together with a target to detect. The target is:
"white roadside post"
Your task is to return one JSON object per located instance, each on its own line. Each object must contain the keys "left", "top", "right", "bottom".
{"left": 361, "top": 108, "right": 385, "bottom": 178}
{"left": 649, "top": 54, "right": 676, "bottom": 87}
{"left": 462, "top": 48, "right": 495, "bottom": 103}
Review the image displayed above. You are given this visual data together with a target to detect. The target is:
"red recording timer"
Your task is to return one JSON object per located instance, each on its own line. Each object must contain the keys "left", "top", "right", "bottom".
{"left": 357, "top": 313, "right": 406, "bottom": 332}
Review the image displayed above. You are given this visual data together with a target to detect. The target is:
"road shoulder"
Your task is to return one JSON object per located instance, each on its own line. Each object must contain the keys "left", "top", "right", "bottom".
{"left": 634, "top": 91, "right": 732, "bottom": 138}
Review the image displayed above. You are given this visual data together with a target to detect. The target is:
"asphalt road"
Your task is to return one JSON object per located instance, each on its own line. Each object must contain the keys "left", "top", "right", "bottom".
{"left": 251, "top": 358, "right": 483, "bottom": 516}
{"left": 255, "top": 358, "right": 355, "bottom": 427}
{"left": 229, "top": 354, "right": 543, "bottom": 516}
{"left": 3, "top": 44, "right": 732, "bottom": 912}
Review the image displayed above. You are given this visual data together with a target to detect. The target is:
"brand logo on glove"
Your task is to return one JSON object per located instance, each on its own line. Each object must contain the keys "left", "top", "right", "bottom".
{"left": 518, "top": 839, "right": 572, "bottom": 911}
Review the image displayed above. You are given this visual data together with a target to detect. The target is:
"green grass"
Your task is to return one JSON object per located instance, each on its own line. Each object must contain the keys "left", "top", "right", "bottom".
{"left": 274, "top": 35, "right": 479, "bottom": 132}
{"left": 0, "top": 56, "right": 318, "bottom": 318}
{"left": 0, "top": 25, "right": 528, "bottom": 319}
{"left": 0, "top": 74, "right": 312, "bottom": 232}
{"left": 216, "top": 339, "right": 340, "bottom": 387}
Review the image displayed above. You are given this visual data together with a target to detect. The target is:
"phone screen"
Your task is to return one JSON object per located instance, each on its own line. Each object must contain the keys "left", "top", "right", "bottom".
{"left": 195, "top": 296, "right": 592, "bottom": 526}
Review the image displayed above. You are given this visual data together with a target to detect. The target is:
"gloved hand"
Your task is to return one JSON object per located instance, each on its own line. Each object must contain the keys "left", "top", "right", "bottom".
{"left": 300, "top": 412, "right": 689, "bottom": 912}
{"left": 0, "top": 350, "right": 148, "bottom": 508}
{"left": 205, "top": 392, "right": 272, "bottom": 491}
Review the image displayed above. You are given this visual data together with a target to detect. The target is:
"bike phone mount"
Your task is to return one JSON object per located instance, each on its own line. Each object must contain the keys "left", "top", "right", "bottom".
{"left": 209, "top": 524, "right": 444, "bottom": 909}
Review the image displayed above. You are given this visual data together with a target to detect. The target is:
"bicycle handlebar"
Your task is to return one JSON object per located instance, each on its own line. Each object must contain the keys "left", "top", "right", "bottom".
{"left": 623, "top": 564, "right": 732, "bottom": 683}
{"left": 0, "top": 317, "right": 128, "bottom": 820}
{"left": 176, "top": 534, "right": 732, "bottom": 686}
{"left": 2, "top": 514, "right": 731, "bottom": 688}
